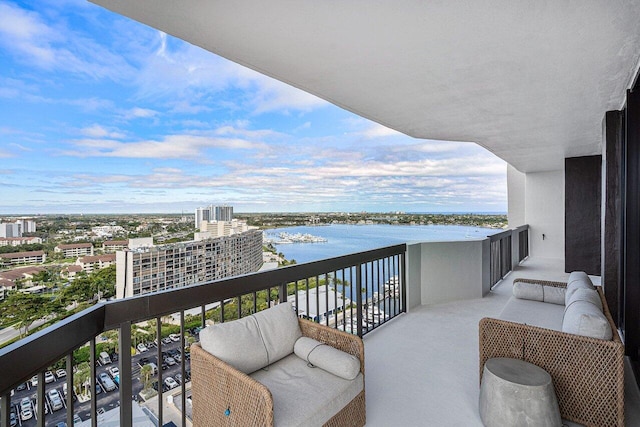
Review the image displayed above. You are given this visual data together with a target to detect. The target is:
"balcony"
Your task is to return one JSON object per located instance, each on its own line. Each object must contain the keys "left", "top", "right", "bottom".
{"left": 1, "top": 225, "right": 637, "bottom": 426}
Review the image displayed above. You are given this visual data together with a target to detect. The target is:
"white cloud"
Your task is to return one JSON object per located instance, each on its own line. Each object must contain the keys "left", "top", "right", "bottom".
{"left": 0, "top": 2, "right": 135, "bottom": 81}
{"left": 64, "top": 134, "right": 266, "bottom": 159}
{"left": 361, "top": 123, "right": 403, "bottom": 138}
{"left": 123, "top": 107, "right": 159, "bottom": 119}
{"left": 80, "top": 124, "right": 127, "bottom": 139}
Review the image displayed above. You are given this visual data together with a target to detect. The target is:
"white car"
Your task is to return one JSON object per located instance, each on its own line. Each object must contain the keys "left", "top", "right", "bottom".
{"left": 30, "top": 375, "right": 38, "bottom": 387}
{"left": 165, "top": 357, "right": 176, "bottom": 366}
{"left": 47, "top": 389, "right": 63, "bottom": 411}
{"left": 20, "top": 397, "right": 33, "bottom": 421}
{"left": 164, "top": 377, "right": 178, "bottom": 390}
{"left": 169, "top": 333, "right": 181, "bottom": 342}
{"left": 44, "top": 371, "right": 56, "bottom": 383}
{"left": 136, "top": 343, "right": 148, "bottom": 353}
{"left": 56, "top": 369, "right": 66, "bottom": 379}
{"left": 108, "top": 366, "right": 119, "bottom": 378}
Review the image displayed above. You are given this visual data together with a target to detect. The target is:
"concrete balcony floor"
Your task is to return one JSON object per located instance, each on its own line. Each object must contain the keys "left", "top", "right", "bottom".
{"left": 363, "top": 257, "right": 640, "bottom": 426}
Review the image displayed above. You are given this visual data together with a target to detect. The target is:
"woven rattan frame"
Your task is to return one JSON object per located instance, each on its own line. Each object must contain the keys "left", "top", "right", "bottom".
{"left": 192, "top": 318, "right": 366, "bottom": 427}
{"left": 479, "top": 278, "right": 624, "bottom": 427}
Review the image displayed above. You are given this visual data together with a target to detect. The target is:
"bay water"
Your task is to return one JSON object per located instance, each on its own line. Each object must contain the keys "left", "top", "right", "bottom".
{"left": 265, "top": 224, "right": 500, "bottom": 264}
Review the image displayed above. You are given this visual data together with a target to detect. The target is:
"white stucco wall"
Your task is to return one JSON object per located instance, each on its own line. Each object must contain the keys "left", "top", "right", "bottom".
{"left": 507, "top": 164, "right": 526, "bottom": 227}
{"left": 407, "top": 240, "right": 490, "bottom": 307}
{"left": 523, "top": 170, "right": 565, "bottom": 260}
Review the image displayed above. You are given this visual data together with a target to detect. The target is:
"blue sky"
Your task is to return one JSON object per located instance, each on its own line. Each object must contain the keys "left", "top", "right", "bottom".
{"left": 0, "top": 0, "right": 507, "bottom": 214}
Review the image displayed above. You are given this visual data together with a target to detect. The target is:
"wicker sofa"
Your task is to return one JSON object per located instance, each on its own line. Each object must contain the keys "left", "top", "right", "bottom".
{"left": 479, "top": 274, "right": 624, "bottom": 427}
{"left": 191, "top": 302, "right": 365, "bottom": 427}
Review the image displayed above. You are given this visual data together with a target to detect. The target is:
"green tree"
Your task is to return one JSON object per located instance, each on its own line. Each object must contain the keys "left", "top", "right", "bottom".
{"left": 0, "top": 292, "right": 51, "bottom": 336}
{"left": 74, "top": 362, "right": 91, "bottom": 397}
{"left": 140, "top": 364, "right": 153, "bottom": 391}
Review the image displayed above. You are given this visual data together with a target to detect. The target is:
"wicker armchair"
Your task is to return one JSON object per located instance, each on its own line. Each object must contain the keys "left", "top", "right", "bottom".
{"left": 191, "top": 318, "right": 366, "bottom": 427}
{"left": 479, "top": 278, "right": 624, "bottom": 427}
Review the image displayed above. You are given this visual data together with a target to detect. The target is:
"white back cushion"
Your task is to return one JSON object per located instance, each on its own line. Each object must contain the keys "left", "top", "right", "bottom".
{"left": 253, "top": 301, "right": 302, "bottom": 366}
{"left": 565, "top": 271, "right": 595, "bottom": 305}
{"left": 199, "top": 314, "right": 267, "bottom": 374}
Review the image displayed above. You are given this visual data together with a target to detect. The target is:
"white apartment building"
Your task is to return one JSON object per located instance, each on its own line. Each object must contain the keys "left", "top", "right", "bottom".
{"left": 0, "top": 237, "right": 43, "bottom": 247}
{"left": 194, "top": 205, "right": 234, "bottom": 229}
{"left": 115, "top": 229, "right": 262, "bottom": 299}
{"left": 102, "top": 240, "right": 129, "bottom": 252}
{"left": 195, "top": 219, "right": 251, "bottom": 240}
{"left": 0, "top": 251, "right": 46, "bottom": 266}
{"left": 55, "top": 243, "right": 94, "bottom": 258}
{"left": 0, "top": 223, "right": 21, "bottom": 238}
{"left": 76, "top": 253, "right": 116, "bottom": 274}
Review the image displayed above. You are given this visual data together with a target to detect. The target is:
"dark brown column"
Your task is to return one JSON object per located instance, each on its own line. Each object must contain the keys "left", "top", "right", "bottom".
{"left": 565, "top": 155, "right": 601, "bottom": 275}
{"left": 602, "top": 110, "right": 623, "bottom": 325}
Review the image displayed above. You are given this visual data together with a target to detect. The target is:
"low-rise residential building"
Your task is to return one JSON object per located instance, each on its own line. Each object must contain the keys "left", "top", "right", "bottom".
{"left": 116, "top": 229, "right": 263, "bottom": 299}
{"left": 55, "top": 243, "right": 94, "bottom": 258}
{"left": 0, "top": 266, "right": 45, "bottom": 291}
{"left": 0, "top": 236, "right": 43, "bottom": 247}
{"left": 63, "top": 264, "right": 83, "bottom": 281}
{"left": 103, "top": 240, "right": 129, "bottom": 252}
{"left": 76, "top": 253, "right": 116, "bottom": 274}
{"left": 0, "top": 250, "right": 46, "bottom": 266}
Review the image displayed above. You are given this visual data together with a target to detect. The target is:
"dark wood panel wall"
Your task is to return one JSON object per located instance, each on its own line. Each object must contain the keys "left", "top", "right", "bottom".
{"left": 565, "top": 156, "right": 601, "bottom": 275}
{"left": 602, "top": 110, "right": 624, "bottom": 325}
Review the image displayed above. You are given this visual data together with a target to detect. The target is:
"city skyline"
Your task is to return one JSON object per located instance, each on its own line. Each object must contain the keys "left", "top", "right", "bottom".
{"left": 0, "top": 0, "right": 507, "bottom": 215}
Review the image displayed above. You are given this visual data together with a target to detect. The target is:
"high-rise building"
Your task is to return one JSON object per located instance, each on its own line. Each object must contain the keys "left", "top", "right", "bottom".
{"left": 115, "top": 229, "right": 262, "bottom": 299}
{"left": 0, "top": 223, "right": 21, "bottom": 238}
{"left": 194, "top": 205, "right": 234, "bottom": 228}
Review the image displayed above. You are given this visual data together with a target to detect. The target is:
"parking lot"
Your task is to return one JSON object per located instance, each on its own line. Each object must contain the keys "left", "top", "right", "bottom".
{"left": 4, "top": 336, "right": 192, "bottom": 426}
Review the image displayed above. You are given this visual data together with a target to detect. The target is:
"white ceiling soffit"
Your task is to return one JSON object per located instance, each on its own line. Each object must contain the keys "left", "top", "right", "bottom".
{"left": 90, "top": 0, "right": 640, "bottom": 173}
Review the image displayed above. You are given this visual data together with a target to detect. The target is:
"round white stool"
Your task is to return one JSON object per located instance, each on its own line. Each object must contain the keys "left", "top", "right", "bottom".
{"left": 479, "top": 358, "right": 561, "bottom": 427}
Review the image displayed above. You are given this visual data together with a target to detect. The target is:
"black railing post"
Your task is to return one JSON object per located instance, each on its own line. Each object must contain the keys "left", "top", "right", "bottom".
{"left": 356, "top": 263, "right": 363, "bottom": 338}
{"left": 118, "top": 322, "right": 133, "bottom": 427}
{"left": 66, "top": 353, "right": 73, "bottom": 427}
{"left": 35, "top": 372, "right": 44, "bottom": 427}
{"left": 278, "top": 283, "right": 287, "bottom": 305}
{"left": 400, "top": 252, "right": 407, "bottom": 313}
{"left": 90, "top": 339, "right": 97, "bottom": 427}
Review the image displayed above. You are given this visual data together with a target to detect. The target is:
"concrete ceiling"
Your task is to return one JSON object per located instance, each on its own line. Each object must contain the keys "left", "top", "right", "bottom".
{"left": 90, "top": 0, "right": 640, "bottom": 173}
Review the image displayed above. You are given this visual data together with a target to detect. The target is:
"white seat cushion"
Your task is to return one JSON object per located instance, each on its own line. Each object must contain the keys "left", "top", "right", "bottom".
{"left": 250, "top": 354, "right": 364, "bottom": 427}
{"left": 499, "top": 297, "right": 565, "bottom": 331}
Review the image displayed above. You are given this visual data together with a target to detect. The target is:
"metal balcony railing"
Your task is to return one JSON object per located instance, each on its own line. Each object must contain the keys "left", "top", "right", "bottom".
{"left": 0, "top": 244, "right": 406, "bottom": 427}
{"left": 489, "top": 225, "right": 529, "bottom": 289}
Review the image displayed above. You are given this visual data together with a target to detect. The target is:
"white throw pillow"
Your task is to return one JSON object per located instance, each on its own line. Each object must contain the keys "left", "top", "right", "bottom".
{"left": 513, "top": 281, "right": 543, "bottom": 301}
{"left": 294, "top": 336, "right": 360, "bottom": 380}
{"left": 512, "top": 281, "right": 565, "bottom": 305}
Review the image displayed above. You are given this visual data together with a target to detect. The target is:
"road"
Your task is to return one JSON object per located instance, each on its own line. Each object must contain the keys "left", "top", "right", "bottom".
{"left": 0, "top": 318, "right": 49, "bottom": 345}
{"left": 4, "top": 338, "right": 192, "bottom": 426}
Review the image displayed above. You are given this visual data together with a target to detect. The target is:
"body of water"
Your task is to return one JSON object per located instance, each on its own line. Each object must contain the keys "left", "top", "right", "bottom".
{"left": 265, "top": 224, "right": 500, "bottom": 264}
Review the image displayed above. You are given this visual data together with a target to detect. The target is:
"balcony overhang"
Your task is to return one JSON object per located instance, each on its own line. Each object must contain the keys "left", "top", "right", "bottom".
{"left": 90, "top": 0, "right": 640, "bottom": 173}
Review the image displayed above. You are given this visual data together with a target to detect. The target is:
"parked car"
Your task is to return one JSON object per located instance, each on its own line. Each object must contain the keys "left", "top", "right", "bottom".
{"left": 165, "top": 357, "right": 176, "bottom": 366}
{"left": 20, "top": 397, "right": 33, "bottom": 421}
{"left": 73, "top": 414, "right": 82, "bottom": 425}
{"left": 136, "top": 343, "right": 148, "bottom": 353}
{"left": 56, "top": 369, "right": 67, "bottom": 379}
{"left": 48, "top": 389, "right": 63, "bottom": 411}
{"left": 30, "top": 375, "right": 38, "bottom": 387}
{"left": 161, "top": 362, "right": 169, "bottom": 370}
{"left": 99, "top": 351, "right": 112, "bottom": 365}
{"left": 175, "top": 373, "right": 183, "bottom": 384}
{"left": 164, "top": 377, "right": 178, "bottom": 390}
{"left": 98, "top": 372, "right": 117, "bottom": 392}
{"left": 108, "top": 366, "right": 119, "bottom": 378}
{"left": 138, "top": 357, "right": 149, "bottom": 367}
{"left": 9, "top": 411, "right": 17, "bottom": 427}
{"left": 162, "top": 337, "right": 172, "bottom": 345}
{"left": 169, "top": 333, "right": 181, "bottom": 342}
{"left": 44, "top": 371, "right": 55, "bottom": 383}
{"left": 16, "top": 382, "right": 27, "bottom": 391}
